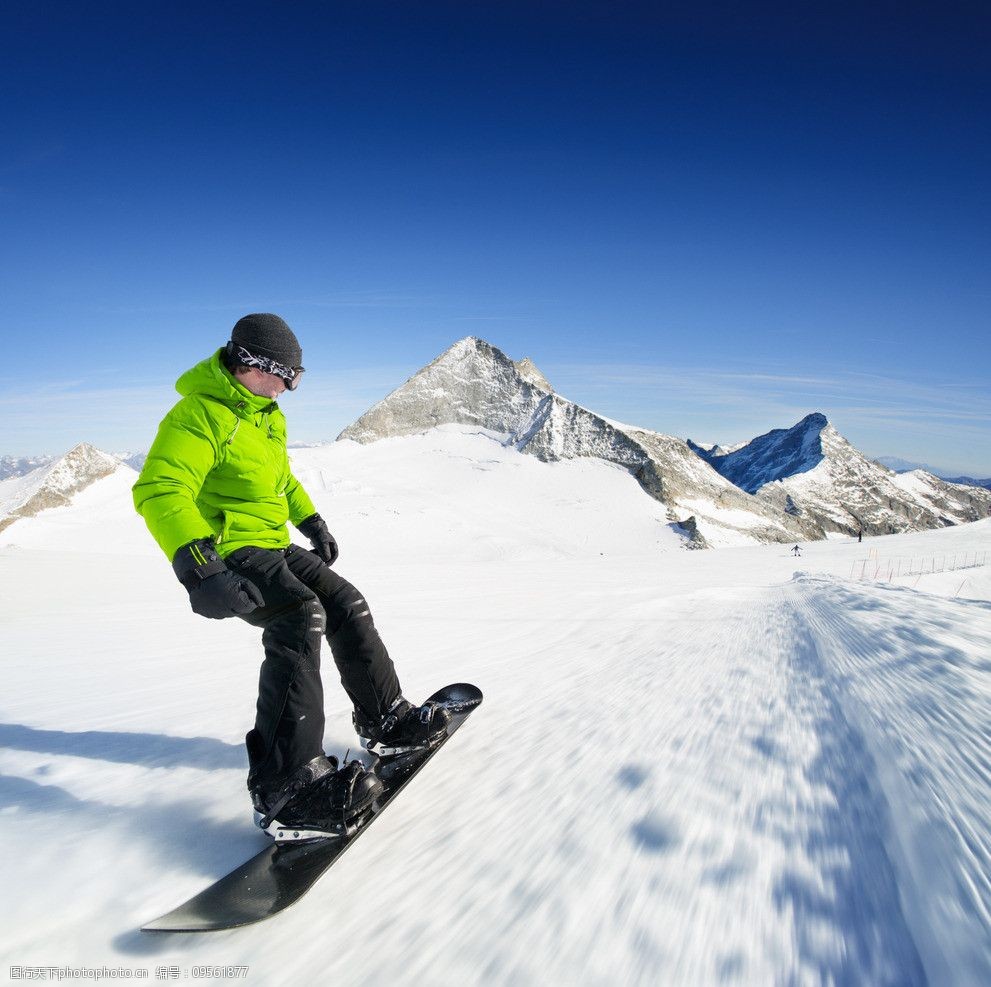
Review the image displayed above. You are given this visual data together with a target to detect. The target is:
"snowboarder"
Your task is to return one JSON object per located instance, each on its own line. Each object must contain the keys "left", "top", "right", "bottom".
{"left": 792, "top": 545, "right": 802, "bottom": 556}
{"left": 133, "top": 314, "right": 451, "bottom": 837}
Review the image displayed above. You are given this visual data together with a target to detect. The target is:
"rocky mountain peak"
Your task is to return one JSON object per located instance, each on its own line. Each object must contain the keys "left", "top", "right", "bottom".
{"left": 55, "top": 442, "right": 121, "bottom": 478}
{"left": 692, "top": 411, "right": 833, "bottom": 494}
{"left": 514, "top": 357, "right": 553, "bottom": 392}
{"left": 337, "top": 337, "right": 552, "bottom": 443}
{"left": 799, "top": 411, "right": 829, "bottom": 431}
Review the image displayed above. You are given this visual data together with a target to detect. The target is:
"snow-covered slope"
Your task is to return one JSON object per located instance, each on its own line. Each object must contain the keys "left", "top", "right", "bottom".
{"left": 697, "top": 414, "right": 991, "bottom": 536}
{"left": 1, "top": 428, "right": 989, "bottom": 985}
{"left": 295, "top": 425, "right": 688, "bottom": 561}
{"left": 0, "top": 443, "right": 127, "bottom": 534}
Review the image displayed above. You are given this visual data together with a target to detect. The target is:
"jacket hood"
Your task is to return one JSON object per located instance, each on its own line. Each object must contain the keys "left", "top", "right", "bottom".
{"left": 176, "top": 349, "right": 277, "bottom": 415}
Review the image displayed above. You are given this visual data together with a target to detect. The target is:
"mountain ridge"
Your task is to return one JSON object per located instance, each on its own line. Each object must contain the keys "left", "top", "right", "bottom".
{"left": 339, "top": 338, "right": 822, "bottom": 546}
{"left": 337, "top": 337, "right": 991, "bottom": 543}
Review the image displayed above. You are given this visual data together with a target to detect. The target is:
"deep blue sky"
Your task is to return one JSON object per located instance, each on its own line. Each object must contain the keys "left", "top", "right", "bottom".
{"left": 3, "top": 1, "right": 989, "bottom": 473}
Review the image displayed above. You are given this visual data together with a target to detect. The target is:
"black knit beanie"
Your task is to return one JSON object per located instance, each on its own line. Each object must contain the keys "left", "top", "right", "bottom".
{"left": 230, "top": 313, "right": 302, "bottom": 367}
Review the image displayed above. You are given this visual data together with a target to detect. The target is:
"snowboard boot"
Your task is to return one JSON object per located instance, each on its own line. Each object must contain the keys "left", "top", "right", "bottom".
{"left": 353, "top": 696, "right": 453, "bottom": 756}
{"left": 251, "top": 754, "right": 384, "bottom": 841}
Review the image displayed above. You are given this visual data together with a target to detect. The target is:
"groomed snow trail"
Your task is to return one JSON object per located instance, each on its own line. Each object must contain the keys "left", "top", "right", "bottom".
{"left": 300, "top": 575, "right": 943, "bottom": 986}
{"left": 452, "top": 582, "right": 928, "bottom": 986}
{"left": 3, "top": 538, "right": 989, "bottom": 985}
{"left": 792, "top": 577, "right": 991, "bottom": 987}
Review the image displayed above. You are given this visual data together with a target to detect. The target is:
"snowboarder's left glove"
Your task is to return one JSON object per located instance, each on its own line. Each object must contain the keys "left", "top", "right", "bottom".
{"left": 297, "top": 513, "right": 339, "bottom": 566}
{"left": 172, "top": 538, "right": 265, "bottom": 619}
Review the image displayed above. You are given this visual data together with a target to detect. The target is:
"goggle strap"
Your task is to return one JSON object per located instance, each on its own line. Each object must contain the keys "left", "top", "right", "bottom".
{"left": 229, "top": 343, "right": 303, "bottom": 384}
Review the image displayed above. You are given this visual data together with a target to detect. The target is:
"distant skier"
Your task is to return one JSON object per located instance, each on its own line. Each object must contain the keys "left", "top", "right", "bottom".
{"left": 792, "top": 545, "right": 802, "bottom": 556}
{"left": 133, "top": 314, "right": 451, "bottom": 837}
{"left": 858, "top": 529, "right": 863, "bottom": 543}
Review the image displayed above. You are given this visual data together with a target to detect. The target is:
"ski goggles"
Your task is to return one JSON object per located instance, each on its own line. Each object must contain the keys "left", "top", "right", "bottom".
{"left": 228, "top": 343, "right": 305, "bottom": 390}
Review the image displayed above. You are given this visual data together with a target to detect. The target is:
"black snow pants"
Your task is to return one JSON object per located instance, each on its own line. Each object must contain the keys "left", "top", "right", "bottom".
{"left": 224, "top": 544, "right": 401, "bottom": 793}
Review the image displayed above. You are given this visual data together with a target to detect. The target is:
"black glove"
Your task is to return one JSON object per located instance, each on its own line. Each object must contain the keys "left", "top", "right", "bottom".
{"left": 297, "top": 513, "right": 339, "bottom": 566}
{"left": 172, "top": 538, "right": 265, "bottom": 619}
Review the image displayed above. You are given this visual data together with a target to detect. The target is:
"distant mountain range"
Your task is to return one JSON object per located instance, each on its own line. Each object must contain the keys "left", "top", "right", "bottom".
{"left": 3, "top": 338, "right": 990, "bottom": 547}
{"left": 340, "top": 338, "right": 991, "bottom": 546}
{"left": 1, "top": 451, "right": 144, "bottom": 481}
{"left": 0, "top": 454, "right": 58, "bottom": 481}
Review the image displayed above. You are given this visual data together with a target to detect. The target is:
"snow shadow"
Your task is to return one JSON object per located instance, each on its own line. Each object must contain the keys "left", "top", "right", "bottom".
{"left": 0, "top": 722, "right": 245, "bottom": 770}
{"left": 777, "top": 616, "right": 928, "bottom": 986}
{"left": 0, "top": 771, "right": 88, "bottom": 814}
{"left": 630, "top": 813, "right": 679, "bottom": 853}
{"left": 0, "top": 772, "right": 261, "bottom": 870}
{"left": 616, "top": 763, "right": 651, "bottom": 790}
{"left": 821, "top": 583, "right": 987, "bottom": 681}
{"left": 1, "top": 770, "right": 265, "bottom": 954}
{"left": 751, "top": 732, "right": 785, "bottom": 763}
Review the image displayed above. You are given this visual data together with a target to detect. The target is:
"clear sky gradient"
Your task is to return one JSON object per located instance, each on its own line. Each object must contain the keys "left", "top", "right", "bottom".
{"left": 3, "top": 1, "right": 989, "bottom": 474}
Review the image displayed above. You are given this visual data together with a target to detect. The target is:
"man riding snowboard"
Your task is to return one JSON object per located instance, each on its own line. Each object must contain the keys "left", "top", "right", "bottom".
{"left": 133, "top": 313, "right": 450, "bottom": 838}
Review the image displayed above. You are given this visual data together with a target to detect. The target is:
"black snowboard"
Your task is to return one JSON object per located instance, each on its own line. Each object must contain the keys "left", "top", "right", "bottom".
{"left": 141, "top": 682, "right": 482, "bottom": 932}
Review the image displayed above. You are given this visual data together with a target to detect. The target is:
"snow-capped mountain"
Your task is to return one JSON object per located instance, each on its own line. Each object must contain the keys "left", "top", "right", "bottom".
{"left": 0, "top": 443, "right": 128, "bottom": 533}
{"left": 695, "top": 414, "right": 991, "bottom": 536}
{"left": 339, "top": 338, "right": 991, "bottom": 544}
{"left": 339, "top": 337, "right": 552, "bottom": 443}
{"left": 339, "top": 337, "right": 819, "bottom": 547}
{"left": 509, "top": 394, "right": 825, "bottom": 546}
{"left": 2, "top": 451, "right": 146, "bottom": 480}
{"left": 689, "top": 413, "right": 831, "bottom": 493}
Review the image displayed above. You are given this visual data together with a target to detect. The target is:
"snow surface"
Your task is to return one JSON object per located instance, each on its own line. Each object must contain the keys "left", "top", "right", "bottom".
{"left": 1, "top": 425, "right": 989, "bottom": 986}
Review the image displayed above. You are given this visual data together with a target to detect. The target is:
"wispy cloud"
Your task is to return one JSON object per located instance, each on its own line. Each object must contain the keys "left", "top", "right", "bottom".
{"left": 550, "top": 362, "right": 990, "bottom": 416}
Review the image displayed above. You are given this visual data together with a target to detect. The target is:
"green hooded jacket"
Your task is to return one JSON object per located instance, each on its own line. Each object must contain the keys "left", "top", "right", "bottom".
{"left": 133, "top": 349, "right": 317, "bottom": 561}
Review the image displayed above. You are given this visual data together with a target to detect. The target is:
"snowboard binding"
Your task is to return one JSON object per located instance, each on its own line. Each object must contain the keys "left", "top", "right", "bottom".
{"left": 354, "top": 696, "right": 454, "bottom": 757}
{"left": 252, "top": 755, "right": 383, "bottom": 842}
